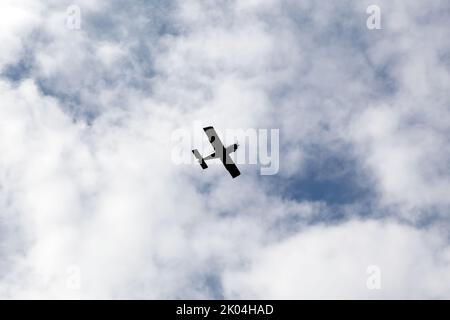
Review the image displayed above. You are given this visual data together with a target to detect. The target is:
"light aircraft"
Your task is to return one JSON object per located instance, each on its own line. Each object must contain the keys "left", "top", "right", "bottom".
{"left": 192, "top": 126, "right": 240, "bottom": 178}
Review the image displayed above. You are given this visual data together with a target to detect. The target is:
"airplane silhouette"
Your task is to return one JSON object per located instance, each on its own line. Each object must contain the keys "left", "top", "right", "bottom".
{"left": 192, "top": 126, "right": 241, "bottom": 178}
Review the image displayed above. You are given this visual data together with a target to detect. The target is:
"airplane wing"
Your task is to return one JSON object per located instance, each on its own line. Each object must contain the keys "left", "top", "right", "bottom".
{"left": 203, "top": 126, "right": 240, "bottom": 178}
{"left": 203, "top": 126, "right": 225, "bottom": 152}
{"left": 222, "top": 153, "right": 241, "bottom": 178}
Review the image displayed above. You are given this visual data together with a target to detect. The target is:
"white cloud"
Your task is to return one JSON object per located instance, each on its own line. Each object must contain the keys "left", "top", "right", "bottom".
{"left": 0, "top": 1, "right": 43, "bottom": 68}
{"left": 223, "top": 220, "right": 450, "bottom": 299}
{"left": 0, "top": 0, "right": 450, "bottom": 299}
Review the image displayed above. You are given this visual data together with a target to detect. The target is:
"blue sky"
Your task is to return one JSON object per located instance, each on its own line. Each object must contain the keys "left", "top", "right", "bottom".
{"left": 0, "top": 0, "right": 450, "bottom": 299}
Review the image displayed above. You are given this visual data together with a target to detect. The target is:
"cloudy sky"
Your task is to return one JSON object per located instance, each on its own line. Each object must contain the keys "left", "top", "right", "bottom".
{"left": 1, "top": 0, "right": 450, "bottom": 299}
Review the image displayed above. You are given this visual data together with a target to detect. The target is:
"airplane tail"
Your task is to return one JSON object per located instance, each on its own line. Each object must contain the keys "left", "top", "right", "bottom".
{"left": 192, "top": 149, "right": 208, "bottom": 169}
